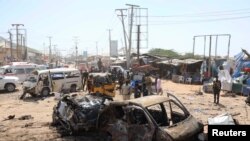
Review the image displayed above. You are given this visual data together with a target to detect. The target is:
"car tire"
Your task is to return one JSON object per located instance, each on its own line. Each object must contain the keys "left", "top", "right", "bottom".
{"left": 70, "top": 85, "right": 77, "bottom": 92}
{"left": 41, "top": 88, "right": 50, "bottom": 97}
{"left": 51, "top": 109, "right": 59, "bottom": 126}
{"left": 5, "top": 83, "right": 15, "bottom": 92}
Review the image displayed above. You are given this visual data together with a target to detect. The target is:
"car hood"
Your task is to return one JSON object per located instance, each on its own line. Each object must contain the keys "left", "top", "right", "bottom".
{"left": 161, "top": 116, "right": 203, "bottom": 141}
{"left": 2, "top": 76, "right": 19, "bottom": 81}
{"left": 23, "top": 81, "right": 36, "bottom": 88}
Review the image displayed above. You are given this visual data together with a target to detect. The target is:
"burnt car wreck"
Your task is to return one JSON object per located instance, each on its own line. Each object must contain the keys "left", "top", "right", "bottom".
{"left": 52, "top": 93, "right": 204, "bottom": 141}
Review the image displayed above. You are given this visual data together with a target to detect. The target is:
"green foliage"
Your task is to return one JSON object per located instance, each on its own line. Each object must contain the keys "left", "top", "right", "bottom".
{"left": 148, "top": 48, "right": 203, "bottom": 59}
{"left": 182, "top": 52, "right": 203, "bottom": 59}
{"left": 148, "top": 48, "right": 180, "bottom": 58}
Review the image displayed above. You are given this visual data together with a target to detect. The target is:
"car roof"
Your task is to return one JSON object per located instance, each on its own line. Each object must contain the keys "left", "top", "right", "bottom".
{"left": 89, "top": 72, "right": 111, "bottom": 77}
{"left": 128, "top": 95, "right": 169, "bottom": 107}
{"left": 38, "top": 68, "right": 79, "bottom": 74}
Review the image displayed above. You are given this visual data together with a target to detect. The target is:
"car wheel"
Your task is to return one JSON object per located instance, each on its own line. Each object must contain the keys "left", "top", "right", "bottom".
{"left": 19, "top": 91, "right": 26, "bottom": 99}
{"left": 70, "top": 85, "right": 77, "bottom": 92}
{"left": 41, "top": 88, "right": 50, "bottom": 97}
{"left": 51, "top": 109, "right": 59, "bottom": 126}
{"left": 5, "top": 83, "right": 15, "bottom": 92}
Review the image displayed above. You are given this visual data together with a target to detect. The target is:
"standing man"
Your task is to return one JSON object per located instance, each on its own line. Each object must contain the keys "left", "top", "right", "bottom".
{"left": 134, "top": 83, "right": 141, "bottom": 98}
{"left": 156, "top": 76, "right": 163, "bottom": 95}
{"left": 145, "top": 74, "right": 152, "bottom": 95}
{"left": 213, "top": 76, "right": 221, "bottom": 104}
{"left": 97, "top": 58, "right": 103, "bottom": 72}
{"left": 121, "top": 80, "right": 131, "bottom": 100}
{"left": 82, "top": 70, "right": 89, "bottom": 91}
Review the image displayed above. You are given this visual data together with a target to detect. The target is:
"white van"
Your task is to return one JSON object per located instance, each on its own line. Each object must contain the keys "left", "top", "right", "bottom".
{"left": 0, "top": 62, "right": 38, "bottom": 82}
{"left": 20, "top": 68, "right": 82, "bottom": 99}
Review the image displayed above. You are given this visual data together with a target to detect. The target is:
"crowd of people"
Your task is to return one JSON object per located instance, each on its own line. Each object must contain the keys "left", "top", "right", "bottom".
{"left": 80, "top": 64, "right": 164, "bottom": 101}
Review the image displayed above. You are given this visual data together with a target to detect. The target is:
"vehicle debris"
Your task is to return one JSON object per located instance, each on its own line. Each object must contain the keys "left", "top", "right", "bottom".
{"left": 21, "top": 123, "right": 33, "bottom": 128}
{"left": 2, "top": 115, "right": 15, "bottom": 121}
{"left": 18, "top": 115, "right": 33, "bottom": 120}
{"left": 52, "top": 93, "right": 113, "bottom": 134}
{"left": 208, "top": 113, "right": 236, "bottom": 125}
{"left": 53, "top": 93, "right": 204, "bottom": 141}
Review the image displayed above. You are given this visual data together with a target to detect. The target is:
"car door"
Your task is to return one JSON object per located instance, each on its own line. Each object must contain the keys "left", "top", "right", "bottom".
{"left": 13, "top": 68, "right": 26, "bottom": 82}
{"left": 0, "top": 77, "right": 4, "bottom": 89}
{"left": 50, "top": 72, "right": 65, "bottom": 92}
{"left": 125, "top": 105, "right": 155, "bottom": 141}
{"left": 98, "top": 104, "right": 155, "bottom": 141}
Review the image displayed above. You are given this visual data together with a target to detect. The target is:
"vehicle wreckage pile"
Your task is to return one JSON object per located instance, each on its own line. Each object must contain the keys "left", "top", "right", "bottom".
{"left": 52, "top": 94, "right": 113, "bottom": 134}
{"left": 51, "top": 93, "right": 206, "bottom": 141}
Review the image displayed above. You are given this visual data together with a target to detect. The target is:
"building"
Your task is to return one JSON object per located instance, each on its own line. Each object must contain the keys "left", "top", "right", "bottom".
{"left": 0, "top": 36, "right": 43, "bottom": 65}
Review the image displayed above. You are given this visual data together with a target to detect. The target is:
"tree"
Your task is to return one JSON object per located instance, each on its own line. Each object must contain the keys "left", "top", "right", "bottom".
{"left": 148, "top": 48, "right": 179, "bottom": 58}
{"left": 182, "top": 53, "right": 203, "bottom": 59}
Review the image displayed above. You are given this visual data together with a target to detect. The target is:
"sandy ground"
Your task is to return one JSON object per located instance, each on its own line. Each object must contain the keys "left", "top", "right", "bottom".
{"left": 0, "top": 80, "right": 250, "bottom": 141}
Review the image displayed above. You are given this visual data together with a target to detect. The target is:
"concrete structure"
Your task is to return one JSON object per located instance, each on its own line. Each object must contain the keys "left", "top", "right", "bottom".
{"left": 0, "top": 36, "right": 43, "bottom": 65}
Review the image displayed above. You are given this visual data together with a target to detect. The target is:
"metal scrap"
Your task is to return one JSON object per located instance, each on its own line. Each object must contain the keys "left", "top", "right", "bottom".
{"left": 18, "top": 115, "right": 33, "bottom": 120}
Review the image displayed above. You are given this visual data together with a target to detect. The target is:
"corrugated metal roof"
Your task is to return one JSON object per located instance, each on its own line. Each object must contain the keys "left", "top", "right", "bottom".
{"left": 157, "top": 58, "right": 202, "bottom": 66}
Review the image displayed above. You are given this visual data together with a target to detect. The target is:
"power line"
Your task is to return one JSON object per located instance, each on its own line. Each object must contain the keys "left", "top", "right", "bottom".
{"left": 150, "top": 11, "right": 250, "bottom": 18}
{"left": 149, "top": 8, "right": 250, "bottom": 17}
{"left": 148, "top": 15, "right": 250, "bottom": 25}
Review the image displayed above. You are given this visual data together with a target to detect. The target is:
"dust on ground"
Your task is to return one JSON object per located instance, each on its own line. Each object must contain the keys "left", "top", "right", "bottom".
{"left": 0, "top": 80, "right": 249, "bottom": 141}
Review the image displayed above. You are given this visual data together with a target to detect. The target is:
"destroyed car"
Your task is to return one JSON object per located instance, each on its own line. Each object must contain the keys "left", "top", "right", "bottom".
{"left": 20, "top": 68, "right": 81, "bottom": 99}
{"left": 52, "top": 94, "right": 113, "bottom": 134}
{"left": 52, "top": 93, "right": 204, "bottom": 141}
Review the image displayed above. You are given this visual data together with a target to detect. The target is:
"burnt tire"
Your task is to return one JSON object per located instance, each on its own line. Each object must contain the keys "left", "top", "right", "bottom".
{"left": 5, "top": 83, "right": 15, "bottom": 92}
{"left": 52, "top": 109, "right": 59, "bottom": 126}
{"left": 70, "top": 85, "right": 77, "bottom": 92}
{"left": 41, "top": 88, "right": 50, "bottom": 97}
{"left": 19, "top": 92, "right": 26, "bottom": 99}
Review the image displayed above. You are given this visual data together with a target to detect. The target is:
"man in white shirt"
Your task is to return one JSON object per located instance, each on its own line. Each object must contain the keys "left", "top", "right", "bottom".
{"left": 121, "top": 81, "right": 131, "bottom": 100}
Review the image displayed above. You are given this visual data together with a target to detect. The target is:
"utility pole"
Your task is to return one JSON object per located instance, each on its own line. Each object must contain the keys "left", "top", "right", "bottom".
{"left": 137, "top": 25, "right": 141, "bottom": 64}
{"left": 53, "top": 45, "right": 58, "bottom": 67}
{"left": 8, "top": 30, "right": 13, "bottom": 61}
{"left": 227, "top": 35, "right": 231, "bottom": 59}
{"left": 108, "top": 29, "right": 112, "bottom": 56}
{"left": 203, "top": 36, "right": 206, "bottom": 58}
{"left": 215, "top": 35, "right": 218, "bottom": 58}
{"left": 73, "top": 36, "right": 79, "bottom": 68}
{"left": 22, "top": 36, "right": 26, "bottom": 60}
{"left": 108, "top": 29, "right": 112, "bottom": 66}
{"left": 126, "top": 4, "right": 139, "bottom": 68}
{"left": 12, "top": 24, "right": 24, "bottom": 60}
{"left": 20, "top": 34, "right": 23, "bottom": 60}
{"left": 43, "top": 42, "right": 46, "bottom": 60}
{"left": 96, "top": 41, "right": 98, "bottom": 56}
{"left": 192, "top": 37, "right": 195, "bottom": 57}
{"left": 47, "top": 36, "right": 52, "bottom": 64}
{"left": 208, "top": 35, "right": 212, "bottom": 77}
{"left": 116, "top": 8, "right": 129, "bottom": 68}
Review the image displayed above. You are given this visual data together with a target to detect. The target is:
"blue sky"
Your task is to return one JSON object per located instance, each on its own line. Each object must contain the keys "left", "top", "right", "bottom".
{"left": 0, "top": 0, "right": 250, "bottom": 57}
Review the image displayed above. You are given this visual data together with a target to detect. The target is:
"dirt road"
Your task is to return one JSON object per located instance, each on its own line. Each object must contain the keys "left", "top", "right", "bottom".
{"left": 0, "top": 80, "right": 249, "bottom": 141}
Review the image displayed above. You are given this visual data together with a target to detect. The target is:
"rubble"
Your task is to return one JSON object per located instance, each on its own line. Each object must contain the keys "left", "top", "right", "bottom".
{"left": 18, "top": 115, "right": 33, "bottom": 120}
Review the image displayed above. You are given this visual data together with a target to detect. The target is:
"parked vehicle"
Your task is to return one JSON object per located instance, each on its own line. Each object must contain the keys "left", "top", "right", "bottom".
{"left": 0, "top": 75, "right": 19, "bottom": 92}
{"left": 89, "top": 73, "right": 116, "bottom": 97}
{"left": 20, "top": 68, "right": 82, "bottom": 99}
{"left": 110, "top": 65, "right": 129, "bottom": 78}
{"left": 0, "top": 62, "right": 38, "bottom": 82}
{"left": 52, "top": 93, "right": 204, "bottom": 141}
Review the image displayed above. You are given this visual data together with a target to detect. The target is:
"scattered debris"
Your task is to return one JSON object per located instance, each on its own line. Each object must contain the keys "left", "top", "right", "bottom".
{"left": 18, "top": 115, "right": 33, "bottom": 120}
{"left": 2, "top": 115, "right": 15, "bottom": 121}
{"left": 21, "top": 123, "right": 33, "bottom": 128}
{"left": 231, "top": 112, "right": 241, "bottom": 116}
{"left": 208, "top": 113, "right": 235, "bottom": 125}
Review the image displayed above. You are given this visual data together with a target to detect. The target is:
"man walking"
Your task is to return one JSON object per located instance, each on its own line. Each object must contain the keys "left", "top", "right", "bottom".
{"left": 213, "top": 76, "right": 221, "bottom": 104}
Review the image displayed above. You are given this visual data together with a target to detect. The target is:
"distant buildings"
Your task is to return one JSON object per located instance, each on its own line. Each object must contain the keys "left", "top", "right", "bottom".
{"left": 0, "top": 36, "right": 43, "bottom": 65}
